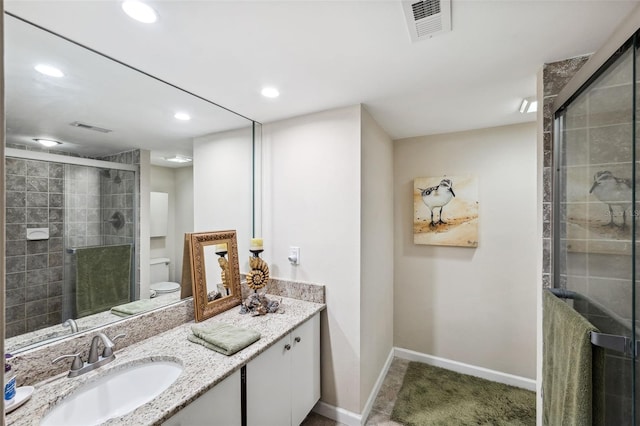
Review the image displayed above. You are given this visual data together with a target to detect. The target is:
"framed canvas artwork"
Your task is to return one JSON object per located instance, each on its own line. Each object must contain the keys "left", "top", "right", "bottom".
{"left": 413, "top": 175, "right": 479, "bottom": 247}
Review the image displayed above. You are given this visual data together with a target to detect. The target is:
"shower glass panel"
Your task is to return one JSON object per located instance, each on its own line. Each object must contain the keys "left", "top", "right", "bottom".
{"left": 554, "top": 39, "right": 636, "bottom": 424}
{"left": 63, "top": 164, "right": 136, "bottom": 320}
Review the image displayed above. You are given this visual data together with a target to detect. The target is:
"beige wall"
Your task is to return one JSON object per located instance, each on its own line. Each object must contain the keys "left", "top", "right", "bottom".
{"left": 359, "top": 107, "right": 394, "bottom": 410}
{"left": 393, "top": 122, "right": 537, "bottom": 379}
{"left": 262, "top": 105, "right": 362, "bottom": 413}
{"left": 149, "top": 165, "right": 193, "bottom": 282}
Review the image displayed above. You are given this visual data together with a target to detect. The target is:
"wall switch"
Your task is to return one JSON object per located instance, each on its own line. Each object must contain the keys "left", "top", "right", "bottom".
{"left": 288, "top": 246, "right": 300, "bottom": 265}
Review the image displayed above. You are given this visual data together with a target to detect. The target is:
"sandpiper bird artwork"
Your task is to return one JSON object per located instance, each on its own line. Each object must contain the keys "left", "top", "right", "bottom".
{"left": 589, "top": 170, "right": 632, "bottom": 227}
{"left": 418, "top": 178, "right": 456, "bottom": 226}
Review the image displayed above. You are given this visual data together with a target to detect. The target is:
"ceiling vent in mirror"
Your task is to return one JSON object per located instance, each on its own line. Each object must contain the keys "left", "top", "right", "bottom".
{"left": 69, "top": 121, "right": 113, "bottom": 133}
{"left": 402, "top": 0, "right": 451, "bottom": 42}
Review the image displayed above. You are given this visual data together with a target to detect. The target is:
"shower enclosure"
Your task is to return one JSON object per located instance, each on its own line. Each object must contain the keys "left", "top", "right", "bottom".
{"left": 4, "top": 149, "right": 137, "bottom": 338}
{"left": 62, "top": 163, "right": 136, "bottom": 320}
{"left": 554, "top": 35, "right": 639, "bottom": 424}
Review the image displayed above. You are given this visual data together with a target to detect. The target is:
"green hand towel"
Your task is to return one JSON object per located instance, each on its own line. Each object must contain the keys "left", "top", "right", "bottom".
{"left": 543, "top": 290, "right": 605, "bottom": 426}
{"left": 188, "top": 322, "right": 261, "bottom": 356}
{"left": 110, "top": 298, "right": 167, "bottom": 317}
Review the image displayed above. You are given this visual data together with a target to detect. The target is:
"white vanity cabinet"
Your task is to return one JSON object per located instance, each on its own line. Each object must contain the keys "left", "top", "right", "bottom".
{"left": 246, "top": 313, "right": 320, "bottom": 426}
{"left": 162, "top": 369, "right": 241, "bottom": 426}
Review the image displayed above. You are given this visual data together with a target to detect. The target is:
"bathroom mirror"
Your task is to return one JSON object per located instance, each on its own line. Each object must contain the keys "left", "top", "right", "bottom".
{"left": 4, "top": 13, "right": 257, "bottom": 353}
{"left": 186, "top": 231, "right": 242, "bottom": 322}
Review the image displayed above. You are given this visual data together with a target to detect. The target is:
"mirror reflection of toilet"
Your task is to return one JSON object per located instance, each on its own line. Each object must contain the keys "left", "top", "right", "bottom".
{"left": 150, "top": 258, "right": 180, "bottom": 297}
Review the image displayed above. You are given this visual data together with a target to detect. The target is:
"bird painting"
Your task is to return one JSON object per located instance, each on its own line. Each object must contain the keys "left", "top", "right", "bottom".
{"left": 589, "top": 170, "right": 632, "bottom": 227}
{"left": 418, "top": 178, "right": 456, "bottom": 226}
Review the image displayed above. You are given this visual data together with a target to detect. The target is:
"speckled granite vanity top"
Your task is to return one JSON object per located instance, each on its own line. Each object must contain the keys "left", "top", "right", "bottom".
{"left": 7, "top": 296, "right": 325, "bottom": 426}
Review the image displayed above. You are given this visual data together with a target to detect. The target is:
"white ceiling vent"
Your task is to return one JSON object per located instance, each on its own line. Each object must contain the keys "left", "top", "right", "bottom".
{"left": 402, "top": 0, "right": 451, "bottom": 42}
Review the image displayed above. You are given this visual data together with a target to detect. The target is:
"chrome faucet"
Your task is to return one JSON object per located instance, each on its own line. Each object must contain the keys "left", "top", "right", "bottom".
{"left": 52, "top": 332, "right": 125, "bottom": 378}
{"left": 63, "top": 318, "right": 79, "bottom": 333}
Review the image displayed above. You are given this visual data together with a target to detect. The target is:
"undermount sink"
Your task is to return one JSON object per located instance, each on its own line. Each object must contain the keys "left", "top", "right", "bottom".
{"left": 41, "top": 360, "right": 183, "bottom": 426}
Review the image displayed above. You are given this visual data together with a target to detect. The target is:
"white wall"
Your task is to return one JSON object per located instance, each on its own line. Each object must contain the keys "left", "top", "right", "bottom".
{"left": 193, "top": 127, "right": 254, "bottom": 270}
{"left": 174, "top": 166, "right": 194, "bottom": 281}
{"left": 262, "top": 105, "right": 363, "bottom": 413}
{"left": 359, "top": 107, "right": 394, "bottom": 410}
{"left": 149, "top": 165, "right": 193, "bottom": 282}
{"left": 393, "top": 122, "right": 537, "bottom": 379}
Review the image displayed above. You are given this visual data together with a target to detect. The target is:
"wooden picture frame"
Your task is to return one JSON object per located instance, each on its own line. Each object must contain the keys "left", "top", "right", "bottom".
{"left": 185, "top": 230, "right": 242, "bottom": 322}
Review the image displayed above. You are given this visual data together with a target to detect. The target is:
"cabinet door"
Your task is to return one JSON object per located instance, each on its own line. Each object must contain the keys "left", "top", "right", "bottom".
{"left": 163, "top": 369, "right": 241, "bottom": 426}
{"left": 291, "top": 313, "right": 321, "bottom": 426}
{"left": 246, "top": 335, "right": 292, "bottom": 426}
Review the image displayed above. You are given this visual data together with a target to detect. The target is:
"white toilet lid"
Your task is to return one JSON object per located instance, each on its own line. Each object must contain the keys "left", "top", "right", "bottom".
{"left": 150, "top": 282, "right": 180, "bottom": 293}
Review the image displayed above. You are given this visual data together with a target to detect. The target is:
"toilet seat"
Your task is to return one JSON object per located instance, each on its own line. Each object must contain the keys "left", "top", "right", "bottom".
{"left": 150, "top": 281, "right": 180, "bottom": 294}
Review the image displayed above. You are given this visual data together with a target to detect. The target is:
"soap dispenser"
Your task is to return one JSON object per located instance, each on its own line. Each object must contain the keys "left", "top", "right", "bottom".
{"left": 4, "top": 354, "right": 16, "bottom": 405}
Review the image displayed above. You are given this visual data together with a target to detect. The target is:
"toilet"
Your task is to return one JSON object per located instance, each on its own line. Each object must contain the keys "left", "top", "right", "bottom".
{"left": 150, "top": 258, "right": 180, "bottom": 295}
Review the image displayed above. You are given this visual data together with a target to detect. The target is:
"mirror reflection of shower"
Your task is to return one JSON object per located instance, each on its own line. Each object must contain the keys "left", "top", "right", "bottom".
{"left": 4, "top": 149, "right": 137, "bottom": 338}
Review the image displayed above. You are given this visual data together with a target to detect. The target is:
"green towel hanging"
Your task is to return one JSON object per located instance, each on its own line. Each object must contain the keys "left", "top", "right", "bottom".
{"left": 75, "top": 244, "right": 132, "bottom": 317}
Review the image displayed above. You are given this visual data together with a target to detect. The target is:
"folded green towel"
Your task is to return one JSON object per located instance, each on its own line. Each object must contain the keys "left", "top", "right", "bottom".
{"left": 110, "top": 298, "right": 167, "bottom": 317}
{"left": 188, "top": 322, "right": 261, "bottom": 356}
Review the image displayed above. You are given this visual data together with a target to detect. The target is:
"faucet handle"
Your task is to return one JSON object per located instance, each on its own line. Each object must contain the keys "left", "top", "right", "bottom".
{"left": 52, "top": 353, "right": 84, "bottom": 372}
{"left": 102, "top": 333, "right": 126, "bottom": 358}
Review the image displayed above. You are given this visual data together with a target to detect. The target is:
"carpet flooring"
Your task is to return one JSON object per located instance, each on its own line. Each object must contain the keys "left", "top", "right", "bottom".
{"left": 390, "top": 362, "right": 536, "bottom": 426}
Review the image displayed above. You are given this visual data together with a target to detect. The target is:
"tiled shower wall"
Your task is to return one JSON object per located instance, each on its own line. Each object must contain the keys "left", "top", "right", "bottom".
{"left": 5, "top": 157, "right": 65, "bottom": 338}
{"left": 5, "top": 148, "right": 141, "bottom": 336}
{"left": 542, "top": 56, "right": 590, "bottom": 287}
{"left": 99, "top": 150, "right": 141, "bottom": 299}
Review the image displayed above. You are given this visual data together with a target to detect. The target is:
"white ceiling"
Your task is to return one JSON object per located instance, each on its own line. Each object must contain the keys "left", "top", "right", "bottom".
{"left": 5, "top": 0, "right": 639, "bottom": 148}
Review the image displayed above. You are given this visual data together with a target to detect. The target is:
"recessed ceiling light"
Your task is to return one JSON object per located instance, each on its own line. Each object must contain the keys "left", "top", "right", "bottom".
{"left": 174, "top": 112, "right": 191, "bottom": 121}
{"left": 122, "top": 0, "right": 158, "bottom": 23}
{"left": 519, "top": 97, "right": 537, "bottom": 114}
{"left": 164, "top": 155, "right": 192, "bottom": 163}
{"left": 34, "top": 138, "right": 61, "bottom": 147}
{"left": 261, "top": 87, "right": 280, "bottom": 98}
{"left": 34, "top": 64, "right": 64, "bottom": 78}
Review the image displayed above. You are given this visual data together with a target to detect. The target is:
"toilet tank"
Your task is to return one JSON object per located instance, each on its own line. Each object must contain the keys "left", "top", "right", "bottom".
{"left": 150, "top": 257, "right": 170, "bottom": 283}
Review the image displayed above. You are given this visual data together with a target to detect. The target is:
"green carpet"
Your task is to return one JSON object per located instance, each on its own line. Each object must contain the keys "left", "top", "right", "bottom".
{"left": 390, "top": 362, "right": 536, "bottom": 426}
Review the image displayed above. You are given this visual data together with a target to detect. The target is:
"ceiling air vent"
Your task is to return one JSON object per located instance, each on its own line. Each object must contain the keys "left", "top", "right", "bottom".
{"left": 69, "top": 121, "right": 113, "bottom": 133}
{"left": 402, "top": 0, "right": 451, "bottom": 42}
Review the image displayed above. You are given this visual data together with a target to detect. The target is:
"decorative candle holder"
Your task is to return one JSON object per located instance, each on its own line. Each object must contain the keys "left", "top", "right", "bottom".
{"left": 215, "top": 245, "right": 230, "bottom": 295}
{"left": 247, "top": 249, "right": 269, "bottom": 292}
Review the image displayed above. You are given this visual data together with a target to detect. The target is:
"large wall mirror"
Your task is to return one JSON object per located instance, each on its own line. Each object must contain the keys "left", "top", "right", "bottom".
{"left": 4, "top": 13, "right": 260, "bottom": 353}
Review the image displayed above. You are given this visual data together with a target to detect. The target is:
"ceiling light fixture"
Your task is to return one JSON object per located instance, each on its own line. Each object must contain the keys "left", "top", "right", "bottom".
{"left": 122, "top": 0, "right": 158, "bottom": 23}
{"left": 164, "top": 155, "right": 192, "bottom": 164}
{"left": 261, "top": 87, "right": 280, "bottom": 98}
{"left": 34, "top": 64, "right": 64, "bottom": 78}
{"left": 174, "top": 112, "right": 191, "bottom": 121}
{"left": 519, "top": 97, "right": 538, "bottom": 114}
{"left": 34, "top": 138, "right": 61, "bottom": 147}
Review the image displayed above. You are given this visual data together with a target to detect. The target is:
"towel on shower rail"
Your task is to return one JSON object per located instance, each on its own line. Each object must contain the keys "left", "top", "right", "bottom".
{"left": 75, "top": 244, "right": 132, "bottom": 318}
{"left": 188, "top": 322, "right": 261, "bottom": 356}
{"left": 543, "top": 290, "right": 605, "bottom": 426}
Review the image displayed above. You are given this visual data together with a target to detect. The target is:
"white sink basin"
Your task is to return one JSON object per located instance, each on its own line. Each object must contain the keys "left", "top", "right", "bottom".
{"left": 41, "top": 360, "right": 183, "bottom": 426}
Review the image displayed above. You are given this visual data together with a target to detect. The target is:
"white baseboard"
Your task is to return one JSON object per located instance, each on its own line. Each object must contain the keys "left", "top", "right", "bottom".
{"left": 360, "top": 347, "right": 395, "bottom": 424}
{"left": 312, "top": 400, "right": 362, "bottom": 426}
{"left": 394, "top": 347, "right": 537, "bottom": 392}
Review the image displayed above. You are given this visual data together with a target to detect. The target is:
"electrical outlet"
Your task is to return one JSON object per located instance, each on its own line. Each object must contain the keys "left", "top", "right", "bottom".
{"left": 288, "top": 246, "right": 300, "bottom": 265}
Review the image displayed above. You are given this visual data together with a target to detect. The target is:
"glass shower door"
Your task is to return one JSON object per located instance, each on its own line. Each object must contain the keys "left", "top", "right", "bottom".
{"left": 555, "top": 39, "right": 636, "bottom": 424}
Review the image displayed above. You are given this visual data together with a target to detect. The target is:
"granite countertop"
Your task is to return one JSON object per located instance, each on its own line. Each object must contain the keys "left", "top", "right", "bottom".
{"left": 7, "top": 296, "right": 325, "bottom": 426}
